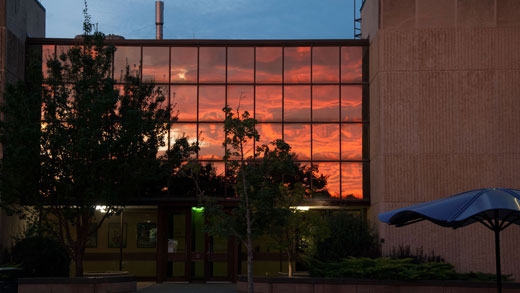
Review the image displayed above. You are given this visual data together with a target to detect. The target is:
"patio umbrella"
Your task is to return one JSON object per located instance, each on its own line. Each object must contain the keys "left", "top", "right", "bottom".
{"left": 378, "top": 188, "right": 520, "bottom": 293}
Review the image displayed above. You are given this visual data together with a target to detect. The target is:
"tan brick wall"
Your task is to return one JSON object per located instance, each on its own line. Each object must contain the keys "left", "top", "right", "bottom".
{"left": 363, "top": 0, "right": 520, "bottom": 279}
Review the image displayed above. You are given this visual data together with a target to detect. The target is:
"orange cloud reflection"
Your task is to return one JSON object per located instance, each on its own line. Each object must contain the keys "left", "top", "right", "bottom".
{"left": 312, "top": 85, "right": 339, "bottom": 122}
{"left": 198, "top": 124, "right": 225, "bottom": 160}
{"left": 256, "top": 123, "right": 282, "bottom": 154}
{"left": 227, "top": 47, "right": 254, "bottom": 83}
{"left": 199, "top": 86, "right": 225, "bottom": 121}
{"left": 341, "top": 85, "right": 362, "bottom": 121}
{"left": 256, "top": 47, "right": 282, "bottom": 83}
{"left": 171, "top": 47, "right": 197, "bottom": 83}
{"left": 312, "top": 47, "right": 339, "bottom": 83}
{"left": 312, "top": 124, "right": 339, "bottom": 160}
{"left": 284, "top": 86, "right": 310, "bottom": 122}
{"left": 142, "top": 47, "right": 169, "bottom": 83}
{"left": 341, "top": 47, "right": 362, "bottom": 83}
{"left": 255, "top": 86, "right": 282, "bottom": 122}
{"left": 284, "top": 124, "right": 311, "bottom": 160}
{"left": 314, "top": 163, "right": 340, "bottom": 198}
{"left": 227, "top": 85, "right": 254, "bottom": 115}
{"left": 341, "top": 124, "right": 363, "bottom": 160}
{"left": 199, "top": 47, "right": 226, "bottom": 83}
{"left": 171, "top": 85, "right": 197, "bottom": 121}
{"left": 284, "top": 47, "right": 310, "bottom": 83}
{"left": 341, "top": 163, "right": 363, "bottom": 199}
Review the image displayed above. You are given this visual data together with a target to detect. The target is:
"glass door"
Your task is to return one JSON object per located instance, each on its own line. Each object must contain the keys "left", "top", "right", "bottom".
{"left": 164, "top": 207, "right": 234, "bottom": 282}
{"left": 166, "top": 209, "right": 189, "bottom": 281}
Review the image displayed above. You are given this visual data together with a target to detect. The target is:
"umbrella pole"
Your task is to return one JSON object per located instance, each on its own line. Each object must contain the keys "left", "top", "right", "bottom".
{"left": 494, "top": 223, "right": 502, "bottom": 293}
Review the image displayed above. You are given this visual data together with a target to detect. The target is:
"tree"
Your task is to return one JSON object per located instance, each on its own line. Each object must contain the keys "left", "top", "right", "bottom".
{"left": 0, "top": 4, "right": 174, "bottom": 276}
{"left": 195, "top": 105, "right": 327, "bottom": 292}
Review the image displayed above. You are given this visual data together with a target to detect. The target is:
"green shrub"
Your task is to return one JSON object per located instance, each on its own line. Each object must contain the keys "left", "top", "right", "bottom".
{"left": 388, "top": 245, "right": 445, "bottom": 264}
{"left": 307, "top": 257, "right": 512, "bottom": 281}
{"left": 11, "top": 236, "right": 70, "bottom": 277}
{"left": 308, "top": 257, "right": 457, "bottom": 280}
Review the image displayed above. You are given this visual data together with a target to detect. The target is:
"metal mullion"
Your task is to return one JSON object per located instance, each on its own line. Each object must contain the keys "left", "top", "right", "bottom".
{"left": 139, "top": 46, "right": 143, "bottom": 80}
{"left": 281, "top": 47, "right": 285, "bottom": 141}
{"left": 196, "top": 46, "right": 200, "bottom": 160}
{"left": 253, "top": 46, "right": 257, "bottom": 157}
{"left": 339, "top": 46, "right": 342, "bottom": 199}
{"left": 167, "top": 46, "right": 172, "bottom": 152}
{"left": 307, "top": 46, "right": 314, "bottom": 194}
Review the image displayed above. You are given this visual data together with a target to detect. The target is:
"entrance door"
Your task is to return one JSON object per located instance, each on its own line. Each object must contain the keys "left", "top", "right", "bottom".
{"left": 162, "top": 207, "right": 234, "bottom": 282}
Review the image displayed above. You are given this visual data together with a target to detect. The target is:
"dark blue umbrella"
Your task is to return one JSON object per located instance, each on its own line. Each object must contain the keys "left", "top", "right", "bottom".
{"left": 379, "top": 188, "right": 520, "bottom": 293}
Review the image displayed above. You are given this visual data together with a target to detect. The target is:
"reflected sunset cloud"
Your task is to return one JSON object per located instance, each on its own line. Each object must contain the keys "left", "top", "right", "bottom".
{"left": 199, "top": 86, "right": 225, "bottom": 121}
{"left": 42, "top": 45, "right": 55, "bottom": 78}
{"left": 312, "top": 85, "right": 339, "bottom": 122}
{"left": 341, "top": 124, "right": 362, "bottom": 160}
{"left": 255, "top": 86, "right": 282, "bottom": 122}
{"left": 341, "top": 47, "right": 362, "bottom": 83}
{"left": 341, "top": 163, "right": 363, "bottom": 199}
{"left": 171, "top": 85, "right": 197, "bottom": 121}
{"left": 284, "top": 47, "right": 310, "bottom": 83}
{"left": 284, "top": 86, "right": 310, "bottom": 122}
{"left": 256, "top": 47, "right": 282, "bottom": 83}
{"left": 198, "top": 124, "right": 225, "bottom": 160}
{"left": 341, "top": 85, "right": 362, "bottom": 121}
{"left": 313, "top": 124, "right": 339, "bottom": 160}
{"left": 114, "top": 46, "right": 141, "bottom": 82}
{"left": 314, "top": 163, "right": 340, "bottom": 198}
{"left": 227, "top": 85, "right": 254, "bottom": 115}
{"left": 256, "top": 123, "right": 282, "bottom": 152}
{"left": 171, "top": 47, "right": 198, "bottom": 83}
{"left": 284, "top": 124, "right": 311, "bottom": 160}
{"left": 227, "top": 47, "right": 254, "bottom": 83}
{"left": 199, "top": 47, "right": 226, "bottom": 83}
{"left": 143, "top": 47, "right": 169, "bottom": 83}
{"left": 312, "top": 47, "right": 339, "bottom": 83}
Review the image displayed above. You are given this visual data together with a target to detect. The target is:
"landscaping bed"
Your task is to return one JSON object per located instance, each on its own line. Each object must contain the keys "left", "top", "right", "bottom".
{"left": 17, "top": 275, "right": 137, "bottom": 293}
{"left": 236, "top": 276, "right": 520, "bottom": 293}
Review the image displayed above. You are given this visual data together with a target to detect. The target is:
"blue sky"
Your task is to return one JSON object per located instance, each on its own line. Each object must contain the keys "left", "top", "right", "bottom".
{"left": 41, "top": 0, "right": 360, "bottom": 39}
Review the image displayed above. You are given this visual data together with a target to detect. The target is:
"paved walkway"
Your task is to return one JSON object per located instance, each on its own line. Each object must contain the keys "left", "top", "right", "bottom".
{"left": 137, "top": 282, "right": 237, "bottom": 293}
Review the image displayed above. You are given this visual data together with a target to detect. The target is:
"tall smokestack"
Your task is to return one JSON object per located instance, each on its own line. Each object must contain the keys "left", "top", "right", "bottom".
{"left": 155, "top": 1, "right": 164, "bottom": 40}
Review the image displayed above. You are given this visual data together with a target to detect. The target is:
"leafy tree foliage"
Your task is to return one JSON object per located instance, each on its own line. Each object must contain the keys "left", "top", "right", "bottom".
{"left": 0, "top": 4, "right": 178, "bottom": 276}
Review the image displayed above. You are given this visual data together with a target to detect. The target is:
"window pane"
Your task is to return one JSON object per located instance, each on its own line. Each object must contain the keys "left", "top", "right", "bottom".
{"left": 227, "top": 85, "right": 254, "bottom": 116}
{"left": 199, "top": 86, "right": 225, "bottom": 121}
{"left": 313, "top": 163, "right": 340, "bottom": 199}
{"left": 153, "top": 85, "right": 169, "bottom": 113}
{"left": 114, "top": 46, "right": 141, "bottom": 82}
{"left": 171, "top": 47, "right": 197, "bottom": 83}
{"left": 341, "top": 124, "right": 362, "bottom": 160}
{"left": 255, "top": 86, "right": 282, "bottom": 122}
{"left": 227, "top": 47, "right": 254, "bottom": 83}
{"left": 284, "top": 124, "right": 310, "bottom": 160}
{"left": 198, "top": 124, "right": 224, "bottom": 160}
{"left": 341, "top": 85, "right": 362, "bottom": 121}
{"left": 313, "top": 124, "right": 339, "bottom": 160}
{"left": 42, "top": 45, "right": 55, "bottom": 78}
{"left": 312, "top": 47, "right": 339, "bottom": 83}
{"left": 312, "top": 85, "right": 339, "bottom": 122}
{"left": 256, "top": 47, "right": 282, "bottom": 83}
{"left": 256, "top": 123, "right": 282, "bottom": 151}
{"left": 170, "top": 123, "right": 198, "bottom": 150}
{"left": 284, "top": 47, "right": 310, "bottom": 83}
{"left": 341, "top": 47, "right": 362, "bottom": 83}
{"left": 341, "top": 163, "right": 363, "bottom": 199}
{"left": 171, "top": 86, "right": 197, "bottom": 121}
{"left": 143, "top": 47, "right": 169, "bottom": 83}
{"left": 199, "top": 47, "right": 225, "bottom": 83}
{"left": 284, "top": 86, "right": 310, "bottom": 122}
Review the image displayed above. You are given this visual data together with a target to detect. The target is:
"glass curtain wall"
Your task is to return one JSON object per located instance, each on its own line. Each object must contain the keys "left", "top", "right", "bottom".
{"left": 41, "top": 43, "right": 367, "bottom": 200}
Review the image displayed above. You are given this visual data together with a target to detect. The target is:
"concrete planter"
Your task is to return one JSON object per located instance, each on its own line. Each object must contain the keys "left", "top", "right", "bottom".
{"left": 236, "top": 276, "right": 520, "bottom": 293}
{"left": 18, "top": 275, "right": 136, "bottom": 293}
